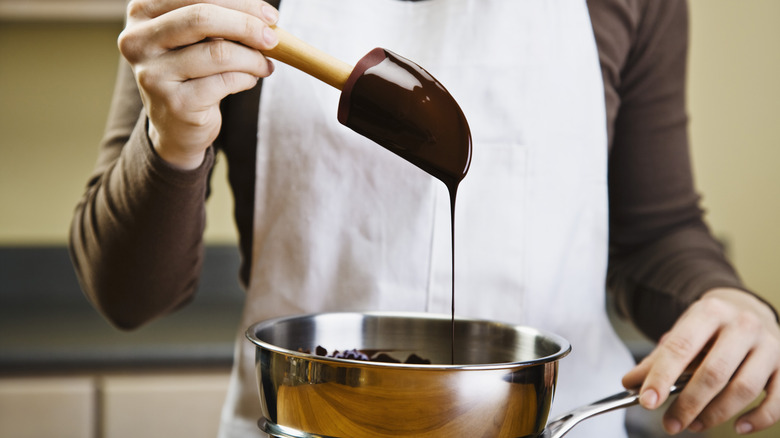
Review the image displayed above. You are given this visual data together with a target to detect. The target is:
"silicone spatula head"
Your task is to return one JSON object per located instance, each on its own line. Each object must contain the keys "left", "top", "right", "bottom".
{"left": 337, "top": 48, "right": 472, "bottom": 188}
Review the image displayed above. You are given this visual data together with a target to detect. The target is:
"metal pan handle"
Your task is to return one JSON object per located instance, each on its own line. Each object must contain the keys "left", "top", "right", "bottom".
{"left": 540, "top": 375, "right": 690, "bottom": 438}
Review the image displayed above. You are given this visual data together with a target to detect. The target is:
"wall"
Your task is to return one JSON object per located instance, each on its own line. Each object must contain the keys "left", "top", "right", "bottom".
{"left": 688, "top": 0, "right": 780, "bottom": 307}
{"left": 688, "top": 1, "right": 780, "bottom": 437}
{"left": 0, "top": 21, "right": 238, "bottom": 245}
{"left": 0, "top": 21, "right": 120, "bottom": 244}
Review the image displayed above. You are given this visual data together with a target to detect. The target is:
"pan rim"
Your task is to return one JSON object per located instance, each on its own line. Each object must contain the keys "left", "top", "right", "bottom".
{"left": 245, "top": 311, "right": 572, "bottom": 370}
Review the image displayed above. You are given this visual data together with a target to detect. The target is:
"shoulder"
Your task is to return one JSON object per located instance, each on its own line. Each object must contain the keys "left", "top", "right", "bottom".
{"left": 588, "top": 0, "right": 689, "bottom": 91}
{"left": 588, "top": 0, "right": 689, "bottom": 148}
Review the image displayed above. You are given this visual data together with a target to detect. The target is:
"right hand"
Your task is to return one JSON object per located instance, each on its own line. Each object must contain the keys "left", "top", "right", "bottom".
{"left": 118, "top": 0, "right": 280, "bottom": 169}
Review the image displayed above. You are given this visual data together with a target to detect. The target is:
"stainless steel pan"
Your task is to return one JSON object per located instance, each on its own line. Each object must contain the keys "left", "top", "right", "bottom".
{"left": 246, "top": 312, "right": 680, "bottom": 438}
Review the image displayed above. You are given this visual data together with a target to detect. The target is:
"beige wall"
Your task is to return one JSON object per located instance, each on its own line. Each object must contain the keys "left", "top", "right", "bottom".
{"left": 0, "top": 21, "right": 238, "bottom": 244}
{"left": 688, "top": 0, "right": 780, "bottom": 307}
{"left": 0, "top": 22, "right": 122, "bottom": 244}
{"left": 0, "top": 2, "right": 778, "bottom": 435}
{"left": 688, "top": 1, "right": 780, "bottom": 437}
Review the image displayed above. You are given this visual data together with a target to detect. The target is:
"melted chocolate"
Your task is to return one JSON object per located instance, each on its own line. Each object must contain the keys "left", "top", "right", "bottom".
{"left": 338, "top": 48, "right": 472, "bottom": 363}
{"left": 338, "top": 48, "right": 471, "bottom": 190}
{"left": 301, "top": 346, "right": 432, "bottom": 364}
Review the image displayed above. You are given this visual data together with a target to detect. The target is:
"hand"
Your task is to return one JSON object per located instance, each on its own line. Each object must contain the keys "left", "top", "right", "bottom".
{"left": 118, "top": 0, "right": 280, "bottom": 169}
{"left": 623, "top": 288, "right": 780, "bottom": 435}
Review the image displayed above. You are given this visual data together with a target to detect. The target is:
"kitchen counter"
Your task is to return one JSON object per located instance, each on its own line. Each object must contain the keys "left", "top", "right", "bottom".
{"left": 0, "top": 304, "right": 241, "bottom": 372}
{"left": 0, "top": 245, "right": 245, "bottom": 373}
{"left": 0, "top": 245, "right": 655, "bottom": 374}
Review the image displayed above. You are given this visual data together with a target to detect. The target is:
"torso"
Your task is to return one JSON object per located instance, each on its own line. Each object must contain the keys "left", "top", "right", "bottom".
{"left": 216, "top": 1, "right": 655, "bottom": 437}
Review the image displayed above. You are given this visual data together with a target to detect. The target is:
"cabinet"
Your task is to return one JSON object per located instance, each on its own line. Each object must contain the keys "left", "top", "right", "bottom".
{"left": 102, "top": 372, "right": 230, "bottom": 438}
{"left": 0, "top": 376, "right": 95, "bottom": 438}
{"left": 0, "top": 371, "right": 231, "bottom": 438}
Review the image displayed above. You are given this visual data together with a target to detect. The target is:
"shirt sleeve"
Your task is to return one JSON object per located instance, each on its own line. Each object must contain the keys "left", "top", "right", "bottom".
{"left": 594, "top": 0, "right": 772, "bottom": 341}
{"left": 69, "top": 57, "right": 215, "bottom": 330}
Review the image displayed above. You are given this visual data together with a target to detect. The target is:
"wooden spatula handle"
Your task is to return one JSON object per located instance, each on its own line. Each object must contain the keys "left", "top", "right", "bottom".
{"left": 263, "top": 26, "right": 353, "bottom": 90}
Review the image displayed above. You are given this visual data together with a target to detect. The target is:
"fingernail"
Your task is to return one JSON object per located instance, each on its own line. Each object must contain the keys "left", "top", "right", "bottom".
{"left": 263, "top": 27, "right": 277, "bottom": 46}
{"left": 688, "top": 421, "right": 704, "bottom": 433}
{"left": 640, "top": 389, "right": 658, "bottom": 409}
{"left": 665, "top": 418, "right": 682, "bottom": 435}
{"left": 262, "top": 5, "right": 279, "bottom": 24}
{"left": 736, "top": 421, "right": 754, "bottom": 435}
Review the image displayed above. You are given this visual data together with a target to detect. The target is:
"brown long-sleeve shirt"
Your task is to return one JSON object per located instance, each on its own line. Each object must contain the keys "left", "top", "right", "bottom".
{"left": 69, "top": 0, "right": 753, "bottom": 340}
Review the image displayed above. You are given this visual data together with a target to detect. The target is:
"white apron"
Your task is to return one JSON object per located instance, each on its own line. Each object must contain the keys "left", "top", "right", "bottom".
{"left": 219, "top": 1, "right": 636, "bottom": 437}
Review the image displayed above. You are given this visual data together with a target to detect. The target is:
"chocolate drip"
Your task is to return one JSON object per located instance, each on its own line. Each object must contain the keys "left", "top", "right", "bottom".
{"left": 339, "top": 48, "right": 472, "bottom": 364}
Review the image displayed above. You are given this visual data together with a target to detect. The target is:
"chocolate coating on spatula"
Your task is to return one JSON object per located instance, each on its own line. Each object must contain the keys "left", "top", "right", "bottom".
{"left": 338, "top": 48, "right": 472, "bottom": 364}
{"left": 338, "top": 48, "right": 472, "bottom": 189}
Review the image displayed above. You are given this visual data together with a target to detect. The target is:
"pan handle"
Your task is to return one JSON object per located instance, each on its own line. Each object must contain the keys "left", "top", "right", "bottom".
{"left": 539, "top": 375, "right": 690, "bottom": 438}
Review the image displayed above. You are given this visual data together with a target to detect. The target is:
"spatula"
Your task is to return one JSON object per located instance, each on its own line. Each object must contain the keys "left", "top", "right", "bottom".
{"left": 263, "top": 26, "right": 472, "bottom": 191}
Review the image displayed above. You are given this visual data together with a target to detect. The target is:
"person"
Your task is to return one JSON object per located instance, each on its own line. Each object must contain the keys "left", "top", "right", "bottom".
{"left": 70, "top": 0, "right": 780, "bottom": 437}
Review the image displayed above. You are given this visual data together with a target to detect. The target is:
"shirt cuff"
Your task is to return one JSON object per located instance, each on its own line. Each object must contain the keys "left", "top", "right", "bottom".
{"left": 130, "top": 113, "right": 216, "bottom": 188}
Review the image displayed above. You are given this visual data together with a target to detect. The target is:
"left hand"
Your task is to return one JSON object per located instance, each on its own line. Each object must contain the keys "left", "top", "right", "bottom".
{"left": 622, "top": 287, "right": 780, "bottom": 435}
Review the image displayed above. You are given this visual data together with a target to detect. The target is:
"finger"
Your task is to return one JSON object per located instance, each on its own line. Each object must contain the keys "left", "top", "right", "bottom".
{"left": 164, "top": 38, "right": 274, "bottom": 81}
{"left": 623, "top": 343, "right": 658, "bottom": 389}
{"left": 121, "top": 3, "right": 278, "bottom": 62}
{"left": 736, "top": 372, "right": 780, "bottom": 434}
{"left": 687, "top": 322, "right": 773, "bottom": 431}
{"left": 624, "top": 357, "right": 668, "bottom": 410}
{"left": 156, "top": 4, "right": 276, "bottom": 51}
{"left": 150, "top": 71, "right": 262, "bottom": 128}
{"left": 147, "top": 71, "right": 252, "bottom": 153}
{"left": 690, "top": 352, "right": 774, "bottom": 432}
{"left": 180, "top": 70, "right": 265, "bottom": 109}
{"left": 128, "top": 0, "right": 277, "bottom": 24}
{"left": 639, "top": 304, "right": 722, "bottom": 410}
{"left": 622, "top": 363, "right": 648, "bottom": 390}
{"left": 662, "top": 316, "right": 758, "bottom": 433}
{"left": 169, "top": 40, "right": 273, "bottom": 107}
